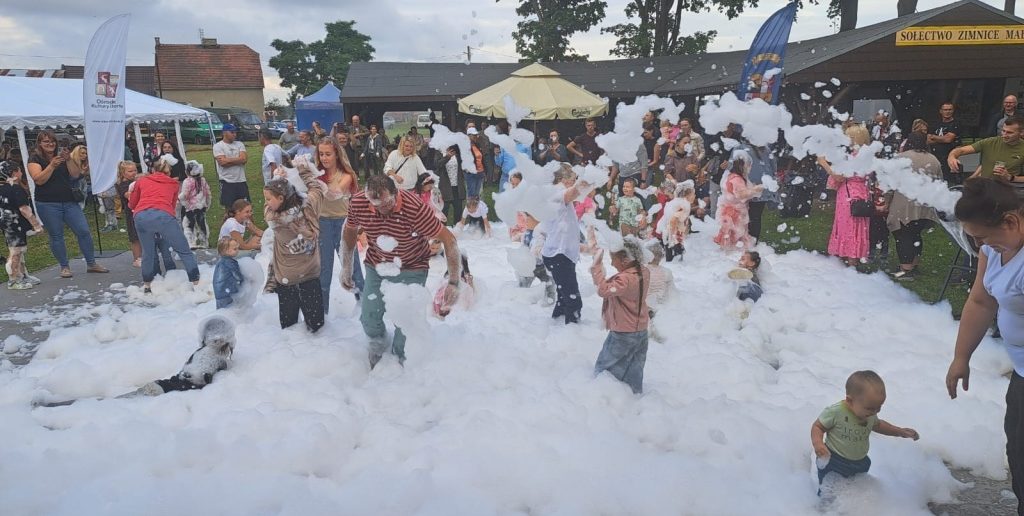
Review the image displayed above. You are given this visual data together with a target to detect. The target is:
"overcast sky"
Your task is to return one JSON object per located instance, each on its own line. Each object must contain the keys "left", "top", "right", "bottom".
{"left": 0, "top": 0, "right": 1011, "bottom": 103}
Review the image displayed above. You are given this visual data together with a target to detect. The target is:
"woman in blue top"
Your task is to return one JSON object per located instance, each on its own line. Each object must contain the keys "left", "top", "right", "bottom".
{"left": 947, "top": 177, "right": 1024, "bottom": 514}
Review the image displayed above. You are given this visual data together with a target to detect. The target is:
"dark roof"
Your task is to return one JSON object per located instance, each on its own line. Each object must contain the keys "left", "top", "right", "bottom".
{"left": 155, "top": 42, "right": 263, "bottom": 90}
{"left": 0, "top": 69, "right": 65, "bottom": 78}
{"left": 61, "top": 65, "right": 155, "bottom": 96}
{"left": 341, "top": 0, "right": 1024, "bottom": 102}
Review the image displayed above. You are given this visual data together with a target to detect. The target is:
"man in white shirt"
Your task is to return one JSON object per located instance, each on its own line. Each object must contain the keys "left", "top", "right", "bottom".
{"left": 213, "top": 124, "right": 249, "bottom": 208}
{"left": 259, "top": 129, "right": 285, "bottom": 184}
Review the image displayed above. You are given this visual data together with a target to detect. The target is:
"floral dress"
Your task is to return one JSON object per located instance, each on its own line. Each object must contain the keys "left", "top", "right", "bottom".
{"left": 713, "top": 173, "right": 759, "bottom": 251}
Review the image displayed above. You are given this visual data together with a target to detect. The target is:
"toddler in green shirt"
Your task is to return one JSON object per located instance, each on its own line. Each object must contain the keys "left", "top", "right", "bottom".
{"left": 811, "top": 370, "right": 919, "bottom": 493}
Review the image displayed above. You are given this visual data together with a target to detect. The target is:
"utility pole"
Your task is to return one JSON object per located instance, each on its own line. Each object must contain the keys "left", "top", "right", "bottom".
{"left": 464, "top": 46, "right": 472, "bottom": 64}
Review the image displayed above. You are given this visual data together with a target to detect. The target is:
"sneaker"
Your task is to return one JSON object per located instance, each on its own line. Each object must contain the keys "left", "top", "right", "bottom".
{"left": 87, "top": 264, "right": 110, "bottom": 273}
{"left": 8, "top": 279, "right": 33, "bottom": 290}
{"left": 892, "top": 269, "right": 916, "bottom": 281}
{"left": 25, "top": 274, "right": 42, "bottom": 285}
{"left": 59, "top": 267, "right": 73, "bottom": 278}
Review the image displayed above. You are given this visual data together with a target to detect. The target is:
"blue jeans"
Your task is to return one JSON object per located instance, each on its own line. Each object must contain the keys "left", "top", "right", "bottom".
{"left": 134, "top": 209, "right": 200, "bottom": 283}
{"left": 361, "top": 266, "right": 428, "bottom": 363}
{"left": 318, "top": 217, "right": 365, "bottom": 314}
{"left": 35, "top": 201, "right": 96, "bottom": 267}
{"left": 594, "top": 330, "right": 649, "bottom": 394}
{"left": 465, "top": 172, "right": 483, "bottom": 198}
{"left": 817, "top": 448, "right": 871, "bottom": 494}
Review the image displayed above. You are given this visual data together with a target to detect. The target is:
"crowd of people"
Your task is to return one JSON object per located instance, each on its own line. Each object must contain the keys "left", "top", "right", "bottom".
{"left": 6, "top": 95, "right": 1024, "bottom": 508}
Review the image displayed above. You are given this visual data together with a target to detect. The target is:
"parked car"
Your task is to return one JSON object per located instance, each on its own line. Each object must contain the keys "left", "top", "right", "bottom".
{"left": 180, "top": 113, "right": 224, "bottom": 144}
{"left": 416, "top": 114, "right": 432, "bottom": 128}
{"left": 267, "top": 121, "right": 286, "bottom": 139}
{"left": 206, "top": 107, "right": 263, "bottom": 141}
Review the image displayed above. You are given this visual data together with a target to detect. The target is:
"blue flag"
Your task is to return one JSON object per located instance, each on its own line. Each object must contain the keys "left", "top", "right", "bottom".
{"left": 737, "top": 1, "right": 797, "bottom": 105}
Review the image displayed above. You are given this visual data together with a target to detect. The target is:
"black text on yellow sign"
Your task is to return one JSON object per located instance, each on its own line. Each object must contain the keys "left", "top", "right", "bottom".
{"left": 896, "top": 25, "right": 1024, "bottom": 46}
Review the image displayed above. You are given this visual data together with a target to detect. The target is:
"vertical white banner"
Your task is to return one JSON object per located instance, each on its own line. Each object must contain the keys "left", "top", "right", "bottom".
{"left": 84, "top": 14, "right": 131, "bottom": 195}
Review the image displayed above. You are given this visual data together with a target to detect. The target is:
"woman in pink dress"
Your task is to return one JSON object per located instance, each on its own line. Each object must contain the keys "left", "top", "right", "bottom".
{"left": 714, "top": 151, "right": 764, "bottom": 251}
{"left": 821, "top": 124, "right": 871, "bottom": 265}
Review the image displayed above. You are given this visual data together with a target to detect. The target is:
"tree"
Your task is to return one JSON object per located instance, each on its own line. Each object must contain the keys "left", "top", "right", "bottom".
{"left": 506, "top": 0, "right": 608, "bottom": 62}
{"left": 601, "top": 0, "right": 759, "bottom": 58}
{"left": 268, "top": 21, "right": 374, "bottom": 103}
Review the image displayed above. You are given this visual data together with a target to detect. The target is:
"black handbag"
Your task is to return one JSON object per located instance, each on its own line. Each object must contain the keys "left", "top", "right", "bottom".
{"left": 66, "top": 173, "right": 87, "bottom": 202}
{"left": 847, "top": 183, "right": 873, "bottom": 218}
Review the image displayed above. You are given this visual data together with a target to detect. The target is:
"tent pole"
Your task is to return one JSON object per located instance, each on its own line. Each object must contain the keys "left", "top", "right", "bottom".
{"left": 174, "top": 120, "right": 187, "bottom": 162}
{"left": 133, "top": 122, "right": 148, "bottom": 173}
{"left": 15, "top": 127, "right": 35, "bottom": 214}
{"left": 206, "top": 113, "right": 215, "bottom": 145}
{"left": 92, "top": 190, "right": 104, "bottom": 255}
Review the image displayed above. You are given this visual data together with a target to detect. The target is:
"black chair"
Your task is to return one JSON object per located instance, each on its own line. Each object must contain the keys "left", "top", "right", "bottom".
{"left": 933, "top": 186, "right": 978, "bottom": 304}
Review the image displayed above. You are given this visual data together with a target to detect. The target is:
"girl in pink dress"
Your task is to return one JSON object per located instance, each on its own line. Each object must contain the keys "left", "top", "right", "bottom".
{"left": 821, "top": 124, "right": 872, "bottom": 265}
{"left": 714, "top": 152, "right": 764, "bottom": 251}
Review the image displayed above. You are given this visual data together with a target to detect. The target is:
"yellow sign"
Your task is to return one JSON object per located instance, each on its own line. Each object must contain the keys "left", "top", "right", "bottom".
{"left": 896, "top": 25, "right": 1024, "bottom": 46}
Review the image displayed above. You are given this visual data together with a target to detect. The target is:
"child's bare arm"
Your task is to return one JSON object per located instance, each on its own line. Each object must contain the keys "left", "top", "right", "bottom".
{"left": 19, "top": 206, "right": 43, "bottom": 232}
{"left": 874, "top": 420, "right": 919, "bottom": 440}
{"left": 811, "top": 420, "right": 830, "bottom": 457}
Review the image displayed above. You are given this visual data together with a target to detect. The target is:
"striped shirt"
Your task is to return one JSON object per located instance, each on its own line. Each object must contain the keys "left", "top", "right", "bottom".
{"left": 347, "top": 189, "right": 444, "bottom": 270}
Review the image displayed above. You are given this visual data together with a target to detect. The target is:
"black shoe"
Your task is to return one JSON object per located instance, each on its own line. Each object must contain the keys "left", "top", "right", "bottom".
{"left": 143, "top": 286, "right": 152, "bottom": 294}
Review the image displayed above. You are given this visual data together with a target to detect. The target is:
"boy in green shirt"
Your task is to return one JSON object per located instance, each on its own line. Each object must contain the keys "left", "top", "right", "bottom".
{"left": 811, "top": 370, "right": 919, "bottom": 493}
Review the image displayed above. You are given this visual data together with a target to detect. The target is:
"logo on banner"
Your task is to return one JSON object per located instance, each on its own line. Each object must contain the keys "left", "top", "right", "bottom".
{"left": 95, "top": 72, "right": 119, "bottom": 98}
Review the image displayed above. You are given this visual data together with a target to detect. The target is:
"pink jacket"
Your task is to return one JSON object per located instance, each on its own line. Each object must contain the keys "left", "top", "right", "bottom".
{"left": 591, "top": 262, "right": 650, "bottom": 333}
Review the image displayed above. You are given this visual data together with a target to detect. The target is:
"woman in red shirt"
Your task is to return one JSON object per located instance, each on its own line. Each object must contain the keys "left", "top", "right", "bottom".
{"left": 128, "top": 155, "right": 200, "bottom": 293}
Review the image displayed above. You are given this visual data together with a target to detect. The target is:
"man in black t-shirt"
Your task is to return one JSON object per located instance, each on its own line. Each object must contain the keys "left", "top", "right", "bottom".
{"left": 568, "top": 118, "right": 604, "bottom": 165}
{"left": 928, "top": 102, "right": 962, "bottom": 185}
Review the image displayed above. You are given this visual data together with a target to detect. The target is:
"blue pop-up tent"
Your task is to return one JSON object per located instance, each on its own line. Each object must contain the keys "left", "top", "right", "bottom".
{"left": 295, "top": 82, "right": 344, "bottom": 132}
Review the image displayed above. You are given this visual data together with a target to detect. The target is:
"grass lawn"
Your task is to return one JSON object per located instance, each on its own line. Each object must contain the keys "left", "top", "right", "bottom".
{"left": 756, "top": 202, "right": 970, "bottom": 316}
{"left": 3, "top": 152, "right": 970, "bottom": 315}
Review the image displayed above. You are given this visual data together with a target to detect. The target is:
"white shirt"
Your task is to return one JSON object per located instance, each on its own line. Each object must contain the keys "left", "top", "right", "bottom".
{"left": 219, "top": 217, "right": 246, "bottom": 239}
{"left": 213, "top": 140, "right": 247, "bottom": 183}
{"left": 261, "top": 143, "right": 285, "bottom": 184}
{"left": 983, "top": 244, "right": 1024, "bottom": 375}
{"left": 462, "top": 203, "right": 489, "bottom": 219}
{"left": 383, "top": 150, "right": 427, "bottom": 190}
{"left": 541, "top": 189, "right": 581, "bottom": 263}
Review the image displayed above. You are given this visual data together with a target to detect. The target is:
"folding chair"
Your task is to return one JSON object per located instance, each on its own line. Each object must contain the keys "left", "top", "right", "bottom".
{"left": 934, "top": 218, "right": 978, "bottom": 305}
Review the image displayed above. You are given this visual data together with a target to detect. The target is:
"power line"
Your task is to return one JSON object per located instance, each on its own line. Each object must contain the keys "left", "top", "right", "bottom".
{"left": 468, "top": 47, "right": 520, "bottom": 60}
{"left": 0, "top": 52, "right": 151, "bottom": 63}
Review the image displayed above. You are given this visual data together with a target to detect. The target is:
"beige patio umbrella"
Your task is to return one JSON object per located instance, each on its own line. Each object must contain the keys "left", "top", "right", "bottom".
{"left": 457, "top": 63, "right": 608, "bottom": 120}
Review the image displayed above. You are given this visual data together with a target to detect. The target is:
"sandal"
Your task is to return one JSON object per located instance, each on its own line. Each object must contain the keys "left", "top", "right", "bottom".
{"left": 132, "top": 258, "right": 142, "bottom": 268}
{"left": 59, "top": 267, "right": 73, "bottom": 278}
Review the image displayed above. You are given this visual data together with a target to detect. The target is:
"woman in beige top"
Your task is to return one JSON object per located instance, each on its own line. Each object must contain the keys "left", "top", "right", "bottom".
{"left": 314, "top": 136, "right": 364, "bottom": 312}
{"left": 888, "top": 131, "right": 943, "bottom": 280}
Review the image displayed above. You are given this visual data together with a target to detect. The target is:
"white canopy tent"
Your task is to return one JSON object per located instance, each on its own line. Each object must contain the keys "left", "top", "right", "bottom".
{"left": 0, "top": 76, "right": 211, "bottom": 191}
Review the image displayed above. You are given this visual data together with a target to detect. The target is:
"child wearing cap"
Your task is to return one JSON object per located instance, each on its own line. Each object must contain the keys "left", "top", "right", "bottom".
{"left": 0, "top": 161, "right": 44, "bottom": 290}
{"left": 179, "top": 160, "right": 212, "bottom": 249}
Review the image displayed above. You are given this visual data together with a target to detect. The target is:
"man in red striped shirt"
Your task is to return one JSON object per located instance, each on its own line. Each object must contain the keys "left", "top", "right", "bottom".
{"left": 342, "top": 175, "right": 461, "bottom": 368}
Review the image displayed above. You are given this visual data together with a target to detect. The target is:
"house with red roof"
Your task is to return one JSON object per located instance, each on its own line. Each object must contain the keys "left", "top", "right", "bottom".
{"left": 153, "top": 37, "right": 265, "bottom": 117}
